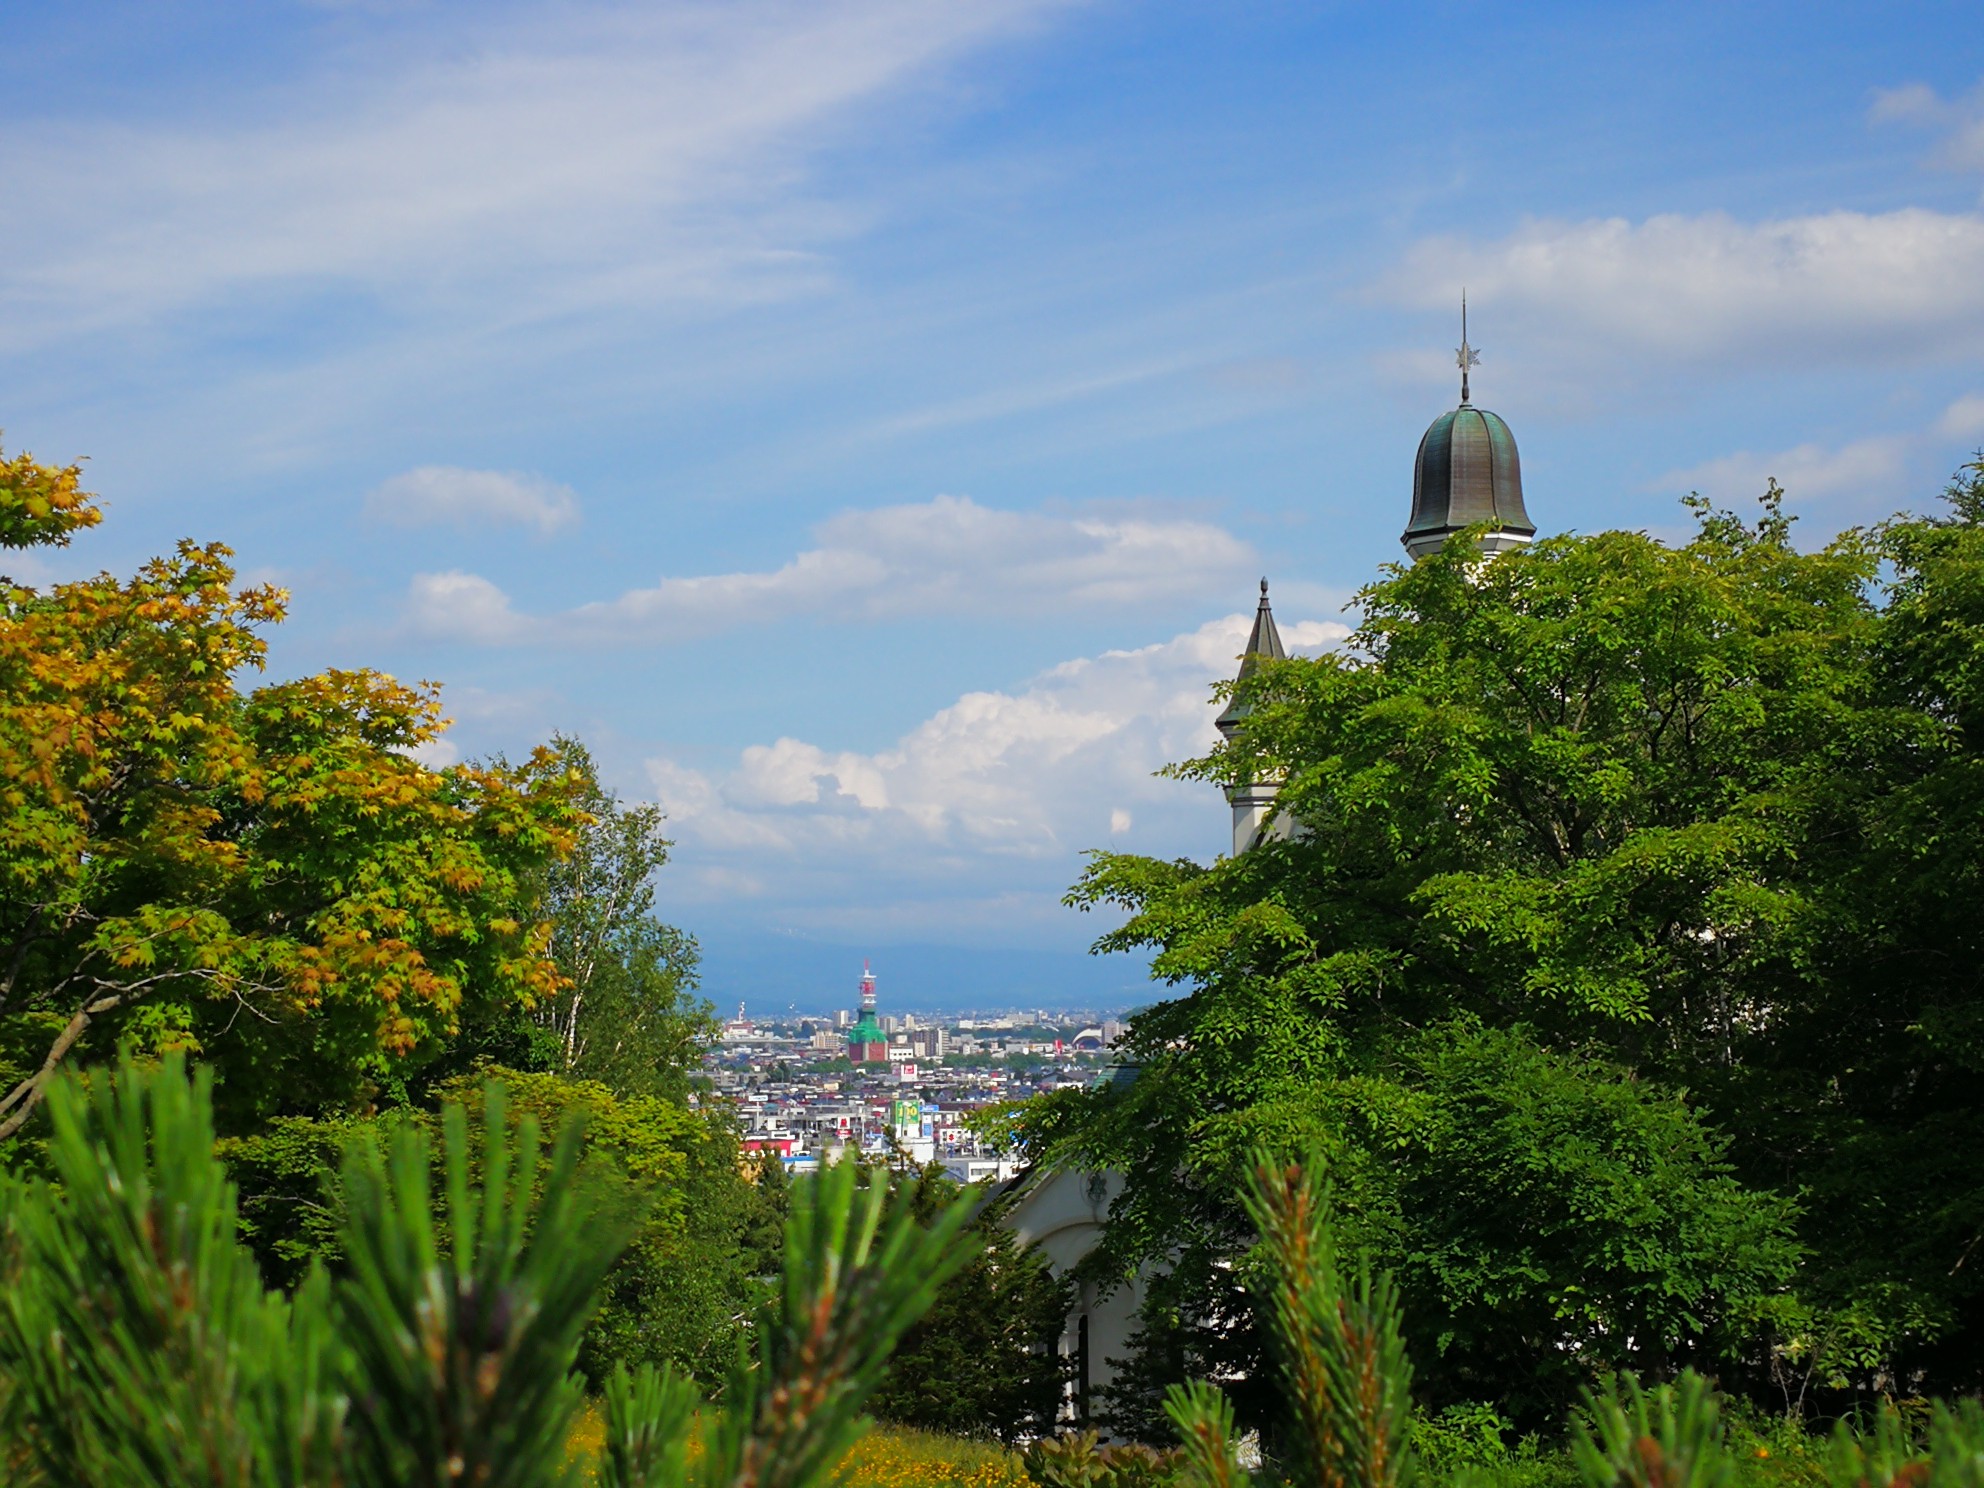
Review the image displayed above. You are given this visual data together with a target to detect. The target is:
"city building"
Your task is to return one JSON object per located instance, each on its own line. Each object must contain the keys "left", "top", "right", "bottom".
{"left": 845, "top": 962, "right": 888, "bottom": 1064}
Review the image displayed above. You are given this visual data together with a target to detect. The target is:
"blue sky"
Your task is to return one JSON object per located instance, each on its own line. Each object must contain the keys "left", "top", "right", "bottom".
{"left": 4, "top": 1, "right": 1983, "bottom": 1013}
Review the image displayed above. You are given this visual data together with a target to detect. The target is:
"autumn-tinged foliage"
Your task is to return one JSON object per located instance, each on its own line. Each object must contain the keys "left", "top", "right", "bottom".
{"left": 0, "top": 442, "right": 586, "bottom": 1138}
{"left": 0, "top": 446, "right": 99, "bottom": 550}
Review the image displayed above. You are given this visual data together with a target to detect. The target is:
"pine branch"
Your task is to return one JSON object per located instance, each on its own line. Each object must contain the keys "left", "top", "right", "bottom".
{"left": 1241, "top": 1153, "right": 1415, "bottom": 1488}
{"left": 1572, "top": 1370, "right": 1732, "bottom": 1488}
{"left": 333, "top": 1086, "right": 636, "bottom": 1488}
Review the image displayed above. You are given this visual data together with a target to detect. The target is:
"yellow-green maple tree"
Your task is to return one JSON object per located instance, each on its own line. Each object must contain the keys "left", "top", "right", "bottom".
{"left": 0, "top": 442, "right": 582, "bottom": 1136}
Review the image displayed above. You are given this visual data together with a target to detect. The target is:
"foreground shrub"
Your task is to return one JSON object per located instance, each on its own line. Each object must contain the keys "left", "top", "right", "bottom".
{"left": 0, "top": 1053, "right": 975, "bottom": 1488}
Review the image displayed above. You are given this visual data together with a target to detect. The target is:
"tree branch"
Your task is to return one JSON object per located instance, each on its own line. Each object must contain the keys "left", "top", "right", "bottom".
{"left": 0, "top": 965, "right": 265, "bottom": 1139}
{"left": 0, "top": 988, "right": 126, "bottom": 1139}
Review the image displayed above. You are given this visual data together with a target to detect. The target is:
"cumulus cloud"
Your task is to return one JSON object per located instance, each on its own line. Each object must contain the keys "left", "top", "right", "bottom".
{"left": 366, "top": 466, "right": 578, "bottom": 533}
{"left": 1871, "top": 78, "right": 1984, "bottom": 172}
{"left": 402, "top": 494, "right": 1259, "bottom": 644}
{"left": 642, "top": 610, "right": 1349, "bottom": 927}
{"left": 406, "top": 571, "right": 532, "bottom": 644}
{"left": 0, "top": 0, "right": 1070, "bottom": 350}
{"left": 1386, "top": 208, "right": 1984, "bottom": 374}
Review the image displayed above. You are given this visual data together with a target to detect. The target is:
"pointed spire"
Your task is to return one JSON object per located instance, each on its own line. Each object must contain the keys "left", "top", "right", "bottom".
{"left": 1242, "top": 577, "right": 1286, "bottom": 672}
{"left": 1456, "top": 290, "right": 1480, "bottom": 405}
{"left": 1218, "top": 579, "right": 1285, "bottom": 737}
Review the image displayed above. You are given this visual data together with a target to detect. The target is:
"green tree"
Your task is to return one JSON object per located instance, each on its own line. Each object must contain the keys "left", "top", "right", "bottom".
{"left": 0, "top": 445, "right": 581, "bottom": 1138}
{"left": 868, "top": 1164, "right": 1071, "bottom": 1443}
{"left": 1018, "top": 473, "right": 1984, "bottom": 1424}
{"left": 456, "top": 735, "right": 712, "bottom": 1102}
{"left": 220, "top": 1067, "right": 774, "bottom": 1387}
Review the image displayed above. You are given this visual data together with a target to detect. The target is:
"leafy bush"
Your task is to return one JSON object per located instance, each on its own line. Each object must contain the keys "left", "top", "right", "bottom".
{"left": 1024, "top": 1431, "right": 1182, "bottom": 1488}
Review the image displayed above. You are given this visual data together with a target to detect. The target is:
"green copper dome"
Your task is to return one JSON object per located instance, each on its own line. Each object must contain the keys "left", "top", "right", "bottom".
{"left": 1403, "top": 403, "right": 1534, "bottom": 559}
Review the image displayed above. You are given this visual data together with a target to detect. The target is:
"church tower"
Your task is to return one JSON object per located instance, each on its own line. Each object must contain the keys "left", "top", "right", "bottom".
{"left": 1214, "top": 578, "right": 1291, "bottom": 858}
{"left": 1401, "top": 297, "right": 1535, "bottom": 559}
{"left": 1219, "top": 302, "right": 1538, "bottom": 856}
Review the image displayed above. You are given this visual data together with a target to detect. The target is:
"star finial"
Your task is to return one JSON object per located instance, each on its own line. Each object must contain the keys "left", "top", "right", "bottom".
{"left": 1455, "top": 289, "right": 1480, "bottom": 404}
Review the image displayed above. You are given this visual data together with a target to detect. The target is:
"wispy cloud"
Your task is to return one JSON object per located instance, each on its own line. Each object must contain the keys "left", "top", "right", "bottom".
{"left": 0, "top": 0, "right": 1073, "bottom": 353}
{"left": 1870, "top": 77, "right": 1984, "bottom": 173}
{"left": 861, "top": 356, "right": 1203, "bottom": 439}
{"left": 1938, "top": 393, "right": 1984, "bottom": 441}
{"left": 1654, "top": 435, "right": 1912, "bottom": 509}
{"left": 1650, "top": 392, "right": 1984, "bottom": 523}
{"left": 404, "top": 494, "right": 1259, "bottom": 645}
{"left": 365, "top": 466, "right": 578, "bottom": 533}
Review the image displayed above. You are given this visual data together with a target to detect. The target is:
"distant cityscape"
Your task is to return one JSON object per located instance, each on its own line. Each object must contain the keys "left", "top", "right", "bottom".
{"left": 703, "top": 964, "right": 1131, "bottom": 1185}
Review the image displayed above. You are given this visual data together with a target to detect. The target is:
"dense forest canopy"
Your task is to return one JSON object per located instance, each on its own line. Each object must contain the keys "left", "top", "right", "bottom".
{"left": 1014, "top": 466, "right": 1984, "bottom": 1430}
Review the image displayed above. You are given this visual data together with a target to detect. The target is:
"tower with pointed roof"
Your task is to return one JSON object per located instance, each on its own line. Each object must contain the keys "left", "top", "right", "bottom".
{"left": 1215, "top": 305, "right": 1539, "bottom": 856}
{"left": 1215, "top": 578, "right": 1293, "bottom": 857}
{"left": 846, "top": 961, "right": 888, "bottom": 1064}
{"left": 1402, "top": 297, "right": 1535, "bottom": 560}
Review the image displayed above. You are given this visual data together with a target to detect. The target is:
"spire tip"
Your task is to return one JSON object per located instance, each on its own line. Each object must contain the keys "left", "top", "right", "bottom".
{"left": 1455, "top": 290, "right": 1480, "bottom": 405}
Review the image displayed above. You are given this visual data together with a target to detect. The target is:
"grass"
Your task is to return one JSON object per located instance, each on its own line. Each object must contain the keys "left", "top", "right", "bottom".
{"left": 561, "top": 1395, "right": 1836, "bottom": 1488}
{"left": 835, "top": 1426, "right": 1033, "bottom": 1488}
{"left": 564, "top": 1402, "right": 1029, "bottom": 1488}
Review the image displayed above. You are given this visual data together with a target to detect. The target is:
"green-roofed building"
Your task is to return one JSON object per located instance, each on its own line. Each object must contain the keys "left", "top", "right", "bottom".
{"left": 847, "top": 961, "right": 889, "bottom": 1064}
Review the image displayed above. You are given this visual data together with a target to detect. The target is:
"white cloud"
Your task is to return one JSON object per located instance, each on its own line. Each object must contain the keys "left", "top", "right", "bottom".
{"left": 635, "top": 608, "right": 1348, "bottom": 944}
{"left": 1386, "top": 208, "right": 1984, "bottom": 374}
{"left": 406, "top": 570, "right": 532, "bottom": 644}
{"left": 0, "top": 547, "right": 77, "bottom": 588}
{"left": 1655, "top": 435, "right": 1911, "bottom": 508}
{"left": 644, "top": 610, "right": 1349, "bottom": 881}
{"left": 0, "top": 0, "right": 1071, "bottom": 350}
{"left": 403, "top": 494, "right": 1259, "bottom": 644}
{"left": 366, "top": 466, "right": 578, "bottom": 533}
{"left": 1870, "top": 78, "right": 1984, "bottom": 172}
{"left": 401, "top": 736, "right": 462, "bottom": 770}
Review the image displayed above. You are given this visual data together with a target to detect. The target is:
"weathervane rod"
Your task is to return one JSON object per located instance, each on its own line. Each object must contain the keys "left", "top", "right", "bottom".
{"left": 1456, "top": 289, "right": 1480, "bottom": 405}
